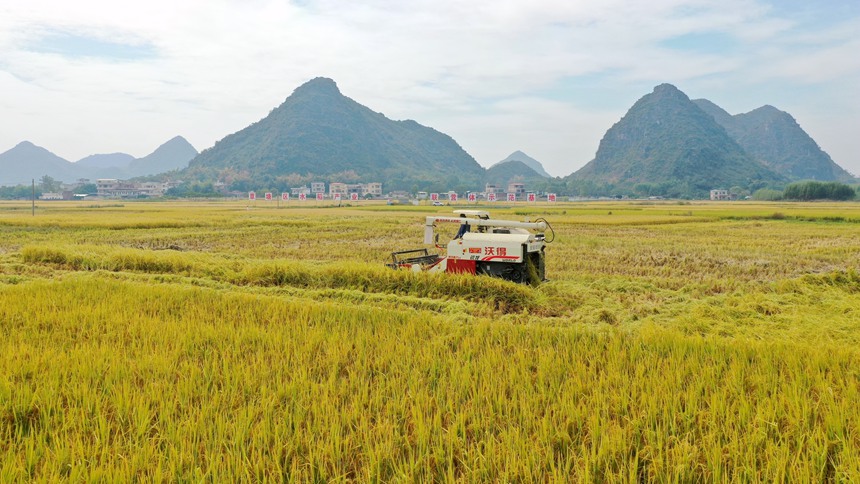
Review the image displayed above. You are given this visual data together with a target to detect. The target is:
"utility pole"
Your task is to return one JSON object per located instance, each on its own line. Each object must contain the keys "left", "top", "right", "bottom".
{"left": 31, "top": 179, "right": 35, "bottom": 216}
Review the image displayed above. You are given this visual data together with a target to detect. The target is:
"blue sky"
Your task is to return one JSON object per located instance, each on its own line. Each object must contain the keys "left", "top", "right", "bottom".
{"left": 25, "top": 31, "right": 158, "bottom": 60}
{"left": 0, "top": 0, "right": 858, "bottom": 177}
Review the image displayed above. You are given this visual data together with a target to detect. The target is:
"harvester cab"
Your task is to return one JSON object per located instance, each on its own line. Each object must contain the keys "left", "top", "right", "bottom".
{"left": 387, "top": 210, "right": 554, "bottom": 285}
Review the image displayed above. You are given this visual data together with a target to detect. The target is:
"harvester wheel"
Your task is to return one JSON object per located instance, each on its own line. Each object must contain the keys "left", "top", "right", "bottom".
{"left": 476, "top": 261, "right": 529, "bottom": 284}
{"left": 502, "top": 264, "right": 525, "bottom": 283}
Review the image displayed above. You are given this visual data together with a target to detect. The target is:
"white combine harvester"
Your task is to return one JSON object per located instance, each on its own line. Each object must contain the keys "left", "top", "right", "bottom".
{"left": 387, "top": 210, "right": 554, "bottom": 285}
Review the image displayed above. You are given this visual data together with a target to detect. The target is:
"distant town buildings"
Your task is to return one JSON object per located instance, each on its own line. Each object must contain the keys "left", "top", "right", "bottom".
{"left": 96, "top": 179, "right": 173, "bottom": 198}
{"left": 86, "top": 179, "right": 385, "bottom": 200}
{"left": 28, "top": 177, "right": 547, "bottom": 201}
{"left": 323, "top": 182, "right": 383, "bottom": 198}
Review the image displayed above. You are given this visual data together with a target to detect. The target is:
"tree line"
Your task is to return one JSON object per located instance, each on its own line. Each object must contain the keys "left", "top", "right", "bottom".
{"left": 754, "top": 181, "right": 857, "bottom": 201}
{"left": 0, "top": 176, "right": 96, "bottom": 199}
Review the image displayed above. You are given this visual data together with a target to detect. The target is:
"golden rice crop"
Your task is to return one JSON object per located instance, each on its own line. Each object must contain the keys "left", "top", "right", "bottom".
{"left": 2, "top": 277, "right": 859, "bottom": 481}
{"left": 1, "top": 199, "right": 860, "bottom": 480}
{"left": 20, "top": 245, "right": 536, "bottom": 313}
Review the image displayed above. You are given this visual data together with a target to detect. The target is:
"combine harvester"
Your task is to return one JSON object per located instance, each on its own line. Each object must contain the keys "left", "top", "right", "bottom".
{"left": 387, "top": 210, "right": 554, "bottom": 285}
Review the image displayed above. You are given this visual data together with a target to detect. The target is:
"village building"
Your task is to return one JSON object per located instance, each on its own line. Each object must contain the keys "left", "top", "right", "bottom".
{"left": 324, "top": 181, "right": 382, "bottom": 198}
{"left": 710, "top": 189, "right": 730, "bottom": 200}
{"left": 329, "top": 182, "right": 348, "bottom": 197}
{"left": 362, "top": 182, "right": 382, "bottom": 197}
{"left": 507, "top": 182, "right": 526, "bottom": 199}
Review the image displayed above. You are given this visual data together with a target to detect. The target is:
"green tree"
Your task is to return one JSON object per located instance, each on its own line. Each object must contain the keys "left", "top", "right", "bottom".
{"left": 783, "top": 181, "right": 856, "bottom": 201}
{"left": 77, "top": 183, "right": 97, "bottom": 194}
{"left": 0, "top": 184, "right": 36, "bottom": 199}
{"left": 40, "top": 175, "right": 61, "bottom": 192}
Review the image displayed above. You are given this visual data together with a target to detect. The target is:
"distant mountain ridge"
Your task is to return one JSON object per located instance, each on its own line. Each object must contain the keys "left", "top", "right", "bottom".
{"left": 485, "top": 160, "right": 545, "bottom": 188}
{"left": 491, "top": 151, "right": 551, "bottom": 178}
{"left": 0, "top": 137, "right": 198, "bottom": 186}
{"left": 3, "top": 78, "right": 851, "bottom": 197}
{"left": 0, "top": 142, "right": 79, "bottom": 185}
{"left": 569, "top": 83, "right": 785, "bottom": 197}
{"left": 692, "top": 99, "right": 854, "bottom": 181}
{"left": 127, "top": 136, "right": 199, "bottom": 177}
{"left": 185, "top": 77, "right": 485, "bottom": 191}
{"left": 76, "top": 152, "right": 136, "bottom": 170}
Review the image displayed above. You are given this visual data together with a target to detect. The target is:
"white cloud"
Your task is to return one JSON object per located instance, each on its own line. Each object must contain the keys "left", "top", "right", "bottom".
{"left": 0, "top": 0, "right": 858, "bottom": 175}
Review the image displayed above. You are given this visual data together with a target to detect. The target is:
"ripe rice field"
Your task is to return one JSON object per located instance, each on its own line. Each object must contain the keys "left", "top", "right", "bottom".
{"left": 1, "top": 199, "right": 859, "bottom": 481}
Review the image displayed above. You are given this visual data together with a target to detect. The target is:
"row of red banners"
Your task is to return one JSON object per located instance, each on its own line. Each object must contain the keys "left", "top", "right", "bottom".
{"left": 249, "top": 192, "right": 558, "bottom": 202}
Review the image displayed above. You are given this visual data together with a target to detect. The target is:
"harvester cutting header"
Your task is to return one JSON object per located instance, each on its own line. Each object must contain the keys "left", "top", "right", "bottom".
{"left": 387, "top": 210, "right": 554, "bottom": 285}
